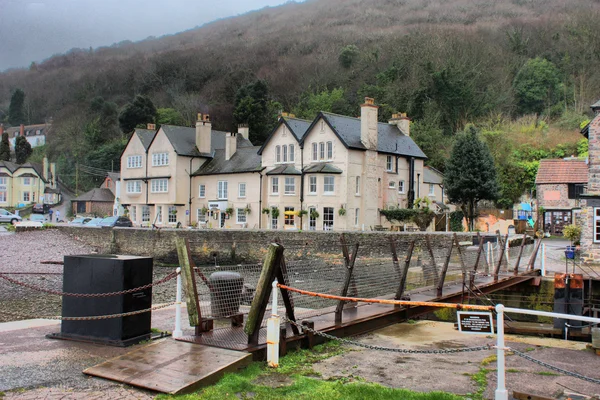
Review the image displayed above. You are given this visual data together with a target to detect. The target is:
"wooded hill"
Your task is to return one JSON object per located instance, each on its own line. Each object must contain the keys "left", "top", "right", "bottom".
{"left": 0, "top": 0, "right": 598, "bottom": 204}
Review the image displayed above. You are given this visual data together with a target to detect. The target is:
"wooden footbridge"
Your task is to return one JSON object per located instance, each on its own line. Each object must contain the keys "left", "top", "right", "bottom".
{"left": 85, "top": 233, "right": 542, "bottom": 394}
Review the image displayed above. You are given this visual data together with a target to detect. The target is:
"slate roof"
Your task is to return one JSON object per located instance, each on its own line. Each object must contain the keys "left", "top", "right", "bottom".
{"left": 160, "top": 125, "right": 253, "bottom": 157}
{"left": 307, "top": 112, "right": 427, "bottom": 159}
{"left": 193, "top": 146, "right": 262, "bottom": 176}
{"left": 106, "top": 172, "right": 120, "bottom": 181}
{"left": 535, "top": 159, "right": 588, "bottom": 184}
{"left": 72, "top": 188, "right": 115, "bottom": 202}
{"left": 135, "top": 128, "right": 156, "bottom": 150}
{"left": 303, "top": 163, "right": 343, "bottom": 174}
{"left": 5, "top": 124, "right": 48, "bottom": 138}
{"left": 258, "top": 117, "right": 312, "bottom": 155}
{"left": 423, "top": 166, "right": 443, "bottom": 184}
{"left": 266, "top": 165, "right": 302, "bottom": 175}
{"left": 0, "top": 161, "right": 45, "bottom": 181}
{"left": 592, "top": 99, "right": 600, "bottom": 111}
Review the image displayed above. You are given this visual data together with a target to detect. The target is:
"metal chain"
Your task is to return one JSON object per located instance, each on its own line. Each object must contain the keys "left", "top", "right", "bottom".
{"left": 511, "top": 349, "right": 600, "bottom": 385}
{"left": 284, "top": 318, "right": 492, "bottom": 354}
{"left": 0, "top": 302, "right": 176, "bottom": 321}
{"left": 0, "top": 271, "right": 179, "bottom": 297}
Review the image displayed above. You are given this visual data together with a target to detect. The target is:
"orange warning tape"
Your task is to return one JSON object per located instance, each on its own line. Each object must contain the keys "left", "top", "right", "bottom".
{"left": 276, "top": 284, "right": 494, "bottom": 311}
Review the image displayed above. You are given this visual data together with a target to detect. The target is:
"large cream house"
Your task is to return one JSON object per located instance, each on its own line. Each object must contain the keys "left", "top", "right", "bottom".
{"left": 0, "top": 157, "right": 58, "bottom": 208}
{"left": 120, "top": 98, "right": 434, "bottom": 230}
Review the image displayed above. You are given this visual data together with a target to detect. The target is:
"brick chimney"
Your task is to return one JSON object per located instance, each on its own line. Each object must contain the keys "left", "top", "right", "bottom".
{"left": 0, "top": 124, "right": 3, "bottom": 136}
{"left": 238, "top": 124, "right": 249, "bottom": 141}
{"left": 195, "top": 113, "right": 211, "bottom": 155}
{"left": 20, "top": 124, "right": 25, "bottom": 137}
{"left": 388, "top": 112, "right": 411, "bottom": 136}
{"left": 225, "top": 132, "right": 237, "bottom": 161}
{"left": 360, "top": 97, "right": 378, "bottom": 150}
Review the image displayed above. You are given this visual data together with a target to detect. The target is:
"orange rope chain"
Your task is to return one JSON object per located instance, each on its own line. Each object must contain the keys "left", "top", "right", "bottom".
{"left": 276, "top": 284, "right": 495, "bottom": 311}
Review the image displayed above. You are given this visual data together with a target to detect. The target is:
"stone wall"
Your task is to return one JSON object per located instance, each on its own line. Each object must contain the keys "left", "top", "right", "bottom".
{"left": 536, "top": 183, "right": 579, "bottom": 210}
{"left": 581, "top": 113, "right": 600, "bottom": 262}
{"left": 56, "top": 226, "right": 482, "bottom": 264}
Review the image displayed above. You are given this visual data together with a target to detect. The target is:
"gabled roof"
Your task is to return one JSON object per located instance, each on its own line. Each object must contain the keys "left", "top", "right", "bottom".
{"left": 266, "top": 165, "right": 302, "bottom": 175}
{"left": 135, "top": 128, "right": 156, "bottom": 150}
{"left": 0, "top": 161, "right": 45, "bottom": 181}
{"left": 159, "top": 125, "right": 252, "bottom": 157}
{"left": 192, "top": 146, "right": 263, "bottom": 176}
{"left": 535, "top": 159, "right": 588, "bottom": 184}
{"left": 423, "top": 166, "right": 444, "bottom": 184}
{"left": 592, "top": 99, "right": 600, "bottom": 111}
{"left": 5, "top": 124, "right": 49, "bottom": 137}
{"left": 73, "top": 188, "right": 115, "bottom": 202}
{"left": 106, "top": 172, "right": 120, "bottom": 182}
{"left": 303, "top": 163, "right": 343, "bottom": 174}
{"left": 258, "top": 117, "right": 312, "bottom": 155}
{"left": 301, "top": 112, "right": 427, "bottom": 159}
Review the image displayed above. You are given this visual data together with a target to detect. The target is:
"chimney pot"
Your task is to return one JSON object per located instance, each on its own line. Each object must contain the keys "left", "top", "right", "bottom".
{"left": 281, "top": 112, "right": 289, "bottom": 117}
{"left": 364, "top": 97, "right": 375, "bottom": 105}
{"left": 360, "top": 98, "right": 378, "bottom": 149}
{"left": 0, "top": 124, "right": 3, "bottom": 136}
{"left": 147, "top": 123, "right": 156, "bottom": 130}
{"left": 196, "top": 114, "right": 212, "bottom": 154}
{"left": 20, "top": 124, "right": 25, "bottom": 137}
{"left": 203, "top": 114, "right": 210, "bottom": 121}
{"left": 197, "top": 113, "right": 203, "bottom": 121}
{"left": 289, "top": 113, "right": 296, "bottom": 118}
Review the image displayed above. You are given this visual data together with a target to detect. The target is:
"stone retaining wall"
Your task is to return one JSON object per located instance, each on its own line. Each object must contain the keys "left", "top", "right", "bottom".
{"left": 56, "top": 226, "right": 485, "bottom": 264}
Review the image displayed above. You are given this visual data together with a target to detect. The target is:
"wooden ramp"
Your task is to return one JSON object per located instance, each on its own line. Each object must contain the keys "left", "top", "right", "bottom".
{"left": 84, "top": 339, "right": 252, "bottom": 394}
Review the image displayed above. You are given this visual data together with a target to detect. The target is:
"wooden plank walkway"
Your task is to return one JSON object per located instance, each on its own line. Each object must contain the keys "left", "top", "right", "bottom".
{"left": 83, "top": 340, "right": 251, "bottom": 394}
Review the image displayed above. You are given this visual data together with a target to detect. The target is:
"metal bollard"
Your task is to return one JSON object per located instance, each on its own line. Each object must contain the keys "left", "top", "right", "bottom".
{"left": 495, "top": 304, "right": 508, "bottom": 400}
{"left": 267, "top": 279, "right": 280, "bottom": 368}
{"left": 173, "top": 267, "right": 183, "bottom": 339}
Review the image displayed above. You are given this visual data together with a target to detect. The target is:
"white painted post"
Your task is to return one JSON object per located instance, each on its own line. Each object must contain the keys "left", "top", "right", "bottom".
{"left": 505, "top": 239, "right": 510, "bottom": 270}
{"left": 541, "top": 243, "right": 546, "bottom": 276}
{"left": 267, "top": 279, "right": 280, "bottom": 368}
{"left": 495, "top": 304, "right": 508, "bottom": 400}
{"left": 173, "top": 267, "right": 183, "bottom": 339}
{"left": 486, "top": 242, "right": 491, "bottom": 274}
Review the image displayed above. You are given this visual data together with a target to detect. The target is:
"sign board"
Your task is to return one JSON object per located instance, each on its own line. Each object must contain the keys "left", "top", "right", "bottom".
{"left": 457, "top": 311, "right": 494, "bottom": 334}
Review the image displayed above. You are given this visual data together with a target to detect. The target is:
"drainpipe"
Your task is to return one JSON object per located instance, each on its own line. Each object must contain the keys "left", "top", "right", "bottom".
{"left": 145, "top": 148, "right": 149, "bottom": 206}
{"left": 417, "top": 173, "right": 421, "bottom": 198}
{"left": 408, "top": 157, "right": 415, "bottom": 208}
{"left": 188, "top": 157, "right": 194, "bottom": 226}
{"left": 299, "top": 144, "right": 304, "bottom": 228}
{"left": 259, "top": 172, "right": 263, "bottom": 229}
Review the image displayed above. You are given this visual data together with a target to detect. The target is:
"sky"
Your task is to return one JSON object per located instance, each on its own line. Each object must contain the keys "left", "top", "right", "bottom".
{"left": 0, "top": 0, "right": 289, "bottom": 71}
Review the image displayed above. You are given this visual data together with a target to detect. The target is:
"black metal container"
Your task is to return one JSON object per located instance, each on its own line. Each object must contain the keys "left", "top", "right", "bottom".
{"left": 51, "top": 254, "right": 153, "bottom": 346}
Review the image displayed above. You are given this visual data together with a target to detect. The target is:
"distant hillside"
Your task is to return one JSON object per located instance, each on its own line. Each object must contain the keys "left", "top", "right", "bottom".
{"left": 1, "top": 0, "right": 599, "bottom": 130}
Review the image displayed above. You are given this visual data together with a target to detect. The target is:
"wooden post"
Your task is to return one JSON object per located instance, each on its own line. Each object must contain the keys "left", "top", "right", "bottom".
{"left": 175, "top": 237, "right": 202, "bottom": 328}
{"left": 395, "top": 240, "right": 415, "bottom": 300}
{"left": 527, "top": 238, "right": 543, "bottom": 271}
{"left": 277, "top": 255, "right": 300, "bottom": 335}
{"left": 453, "top": 233, "right": 467, "bottom": 274}
{"left": 424, "top": 234, "right": 440, "bottom": 286}
{"left": 494, "top": 234, "right": 508, "bottom": 282}
{"left": 436, "top": 238, "right": 454, "bottom": 298}
{"left": 335, "top": 242, "right": 359, "bottom": 324}
{"left": 514, "top": 234, "right": 527, "bottom": 275}
{"left": 244, "top": 243, "right": 284, "bottom": 345}
{"left": 302, "top": 320, "right": 315, "bottom": 349}
{"left": 469, "top": 234, "right": 485, "bottom": 289}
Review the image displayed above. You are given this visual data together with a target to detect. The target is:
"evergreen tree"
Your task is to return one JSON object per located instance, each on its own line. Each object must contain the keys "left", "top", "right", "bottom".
{"left": 118, "top": 95, "right": 157, "bottom": 133}
{"left": 444, "top": 125, "right": 499, "bottom": 231}
{"left": 233, "top": 80, "right": 274, "bottom": 145}
{"left": 0, "top": 132, "right": 10, "bottom": 161}
{"left": 513, "top": 57, "right": 561, "bottom": 117}
{"left": 8, "top": 89, "right": 25, "bottom": 126}
{"left": 15, "top": 136, "right": 33, "bottom": 164}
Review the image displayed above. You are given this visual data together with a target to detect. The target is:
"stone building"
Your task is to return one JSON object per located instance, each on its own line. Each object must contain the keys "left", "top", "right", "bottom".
{"left": 535, "top": 158, "right": 588, "bottom": 236}
{"left": 580, "top": 100, "right": 600, "bottom": 260}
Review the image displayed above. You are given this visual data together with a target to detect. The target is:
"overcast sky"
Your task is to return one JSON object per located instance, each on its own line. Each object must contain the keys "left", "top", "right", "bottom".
{"left": 0, "top": 0, "right": 290, "bottom": 71}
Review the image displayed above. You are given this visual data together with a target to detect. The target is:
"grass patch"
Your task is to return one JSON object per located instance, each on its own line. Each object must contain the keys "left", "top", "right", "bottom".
{"left": 468, "top": 368, "right": 490, "bottom": 400}
{"left": 506, "top": 369, "right": 520, "bottom": 373}
{"left": 536, "top": 371, "right": 560, "bottom": 376}
{"left": 159, "top": 341, "right": 462, "bottom": 400}
{"left": 524, "top": 347, "right": 535, "bottom": 352}
{"left": 480, "top": 355, "right": 497, "bottom": 366}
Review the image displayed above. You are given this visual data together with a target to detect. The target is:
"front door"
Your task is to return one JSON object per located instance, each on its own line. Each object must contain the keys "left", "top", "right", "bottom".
{"left": 544, "top": 211, "right": 571, "bottom": 236}
{"left": 220, "top": 212, "right": 226, "bottom": 228}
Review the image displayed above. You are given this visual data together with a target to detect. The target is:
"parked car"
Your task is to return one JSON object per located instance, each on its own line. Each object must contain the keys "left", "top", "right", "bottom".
{"left": 32, "top": 203, "right": 50, "bottom": 214}
{"left": 84, "top": 217, "right": 104, "bottom": 227}
{"left": 0, "top": 209, "right": 22, "bottom": 224}
{"left": 69, "top": 217, "right": 92, "bottom": 225}
{"left": 17, "top": 214, "right": 45, "bottom": 228}
{"left": 99, "top": 216, "right": 133, "bottom": 227}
